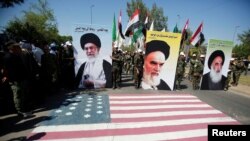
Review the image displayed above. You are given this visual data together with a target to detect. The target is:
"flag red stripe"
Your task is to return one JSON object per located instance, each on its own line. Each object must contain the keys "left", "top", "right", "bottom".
{"left": 190, "top": 23, "right": 203, "bottom": 42}
{"left": 182, "top": 19, "right": 189, "bottom": 34}
{"left": 111, "top": 107, "right": 213, "bottom": 114}
{"left": 109, "top": 94, "right": 191, "bottom": 96}
{"left": 111, "top": 113, "right": 228, "bottom": 123}
{"left": 29, "top": 121, "right": 239, "bottom": 140}
{"left": 167, "top": 136, "right": 207, "bottom": 141}
{"left": 130, "top": 9, "right": 139, "bottom": 20}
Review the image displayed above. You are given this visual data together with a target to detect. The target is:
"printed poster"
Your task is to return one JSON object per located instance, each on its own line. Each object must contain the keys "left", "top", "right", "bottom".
{"left": 200, "top": 39, "right": 233, "bottom": 90}
{"left": 143, "top": 30, "right": 181, "bottom": 91}
{"left": 72, "top": 24, "right": 112, "bottom": 89}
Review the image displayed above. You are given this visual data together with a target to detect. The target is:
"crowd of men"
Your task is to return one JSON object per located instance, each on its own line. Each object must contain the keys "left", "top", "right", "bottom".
{"left": 0, "top": 38, "right": 248, "bottom": 118}
{"left": 0, "top": 40, "right": 75, "bottom": 117}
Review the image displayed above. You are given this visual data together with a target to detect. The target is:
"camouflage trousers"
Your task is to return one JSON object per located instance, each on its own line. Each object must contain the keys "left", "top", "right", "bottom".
{"left": 232, "top": 71, "right": 241, "bottom": 85}
{"left": 112, "top": 67, "right": 121, "bottom": 88}
{"left": 10, "top": 80, "right": 30, "bottom": 113}
{"left": 134, "top": 69, "right": 143, "bottom": 88}
{"left": 175, "top": 74, "right": 183, "bottom": 90}
{"left": 192, "top": 75, "right": 201, "bottom": 90}
{"left": 224, "top": 73, "right": 232, "bottom": 89}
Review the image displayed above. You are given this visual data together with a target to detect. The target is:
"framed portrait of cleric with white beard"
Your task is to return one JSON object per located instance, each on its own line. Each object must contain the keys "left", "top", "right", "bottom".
{"left": 72, "top": 24, "right": 112, "bottom": 89}
{"left": 142, "top": 30, "right": 181, "bottom": 91}
{"left": 200, "top": 39, "right": 233, "bottom": 90}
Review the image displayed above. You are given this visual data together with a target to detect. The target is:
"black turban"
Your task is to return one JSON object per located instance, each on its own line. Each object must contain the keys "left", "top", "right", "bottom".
{"left": 145, "top": 40, "right": 170, "bottom": 60}
{"left": 208, "top": 50, "right": 225, "bottom": 69}
{"left": 80, "top": 33, "right": 101, "bottom": 49}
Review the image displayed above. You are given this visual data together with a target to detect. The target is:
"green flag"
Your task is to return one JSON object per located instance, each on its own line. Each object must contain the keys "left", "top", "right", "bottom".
{"left": 173, "top": 24, "right": 179, "bottom": 33}
{"left": 112, "top": 13, "right": 117, "bottom": 42}
{"left": 132, "top": 26, "right": 143, "bottom": 43}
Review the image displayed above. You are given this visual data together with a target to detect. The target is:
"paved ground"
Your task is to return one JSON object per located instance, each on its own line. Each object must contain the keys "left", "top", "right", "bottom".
{"left": 0, "top": 74, "right": 249, "bottom": 141}
{"left": 229, "top": 83, "right": 250, "bottom": 96}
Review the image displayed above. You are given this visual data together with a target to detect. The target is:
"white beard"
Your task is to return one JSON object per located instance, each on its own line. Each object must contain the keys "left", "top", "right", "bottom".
{"left": 87, "top": 54, "right": 99, "bottom": 63}
{"left": 209, "top": 67, "right": 222, "bottom": 83}
{"left": 143, "top": 72, "right": 161, "bottom": 87}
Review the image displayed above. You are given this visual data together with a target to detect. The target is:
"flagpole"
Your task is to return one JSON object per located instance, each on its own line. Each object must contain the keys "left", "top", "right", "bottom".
{"left": 90, "top": 5, "right": 94, "bottom": 25}
{"left": 117, "top": 29, "right": 120, "bottom": 49}
{"left": 233, "top": 25, "right": 240, "bottom": 44}
{"left": 177, "top": 15, "right": 180, "bottom": 29}
{"left": 181, "top": 19, "right": 189, "bottom": 51}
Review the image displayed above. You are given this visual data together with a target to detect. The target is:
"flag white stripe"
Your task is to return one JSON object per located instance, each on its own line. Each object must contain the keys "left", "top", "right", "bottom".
{"left": 37, "top": 129, "right": 206, "bottom": 141}
{"left": 110, "top": 104, "right": 210, "bottom": 110}
{"left": 125, "top": 15, "right": 139, "bottom": 30}
{"left": 110, "top": 95, "right": 196, "bottom": 99}
{"left": 144, "top": 16, "right": 148, "bottom": 24}
{"left": 110, "top": 99, "right": 201, "bottom": 104}
{"left": 32, "top": 117, "right": 235, "bottom": 133}
{"left": 191, "top": 35, "right": 200, "bottom": 46}
{"left": 111, "top": 109, "right": 220, "bottom": 118}
{"left": 149, "top": 20, "right": 154, "bottom": 31}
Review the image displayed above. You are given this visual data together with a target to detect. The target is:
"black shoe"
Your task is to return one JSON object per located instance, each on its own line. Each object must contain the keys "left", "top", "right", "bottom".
{"left": 17, "top": 111, "right": 33, "bottom": 118}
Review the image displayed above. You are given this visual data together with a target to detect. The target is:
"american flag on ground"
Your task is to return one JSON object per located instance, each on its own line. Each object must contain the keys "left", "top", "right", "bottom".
{"left": 28, "top": 93, "right": 239, "bottom": 141}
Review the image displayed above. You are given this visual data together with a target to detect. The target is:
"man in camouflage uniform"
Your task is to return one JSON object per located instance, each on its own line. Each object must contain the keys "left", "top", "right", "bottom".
{"left": 124, "top": 51, "right": 132, "bottom": 74}
{"left": 133, "top": 51, "right": 139, "bottom": 85}
{"left": 232, "top": 58, "right": 245, "bottom": 86}
{"left": 134, "top": 49, "right": 144, "bottom": 89}
{"left": 111, "top": 47, "right": 122, "bottom": 89}
{"left": 224, "top": 58, "right": 234, "bottom": 91}
{"left": 118, "top": 49, "right": 124, "bottom": 83}
{"left": 188, "top": 54, "right": 196, "bottom": 81}
{"left": 190, "top": 54, "right": 203, "bottom": 90}
{"left": 175, "top": 52, "right": 186, "bottom": 90}
{"left": 131, "top": 51, "right": 136, "bottom": 80}
{"left": 3, "top": 41, "right": 33, "bottom": 117}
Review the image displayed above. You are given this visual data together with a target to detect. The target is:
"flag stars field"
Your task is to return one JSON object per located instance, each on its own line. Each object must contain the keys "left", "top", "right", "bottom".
{"left": 84, "top": 114, "right": 91, "bottom": 118}
{"left": 85, "top": 108, "right": 91, "bottom": 112}
{"left": 72, "top": 103, "right": 78, "bottom": 106}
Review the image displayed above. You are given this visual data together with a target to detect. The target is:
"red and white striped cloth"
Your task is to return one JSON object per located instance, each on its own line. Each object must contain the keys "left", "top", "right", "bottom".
{"left": 29, "top": 94, "right": 239, "bottom": 141}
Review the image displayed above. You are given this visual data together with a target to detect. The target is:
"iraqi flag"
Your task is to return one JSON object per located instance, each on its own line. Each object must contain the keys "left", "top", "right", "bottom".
{"left": 182, "top": 19, "right": 189, "bottom": 40}
{"left": 118, "top": 10, "right": 125, "bottom": 39}
{"left": 190, "top": 22, "right": 204, "bottom": 46}
{"left": 194, "top": 32, "right": 205, "bottom": 47}
{"left": 180, "top": 19, "right": 189, "bottom": 48}
{"left": 124, "top": 9, "right": 140, "bottom": 37}
{"left": 182, "top": 19, "right": 189, "bottom": 34}
{"left": 28, "top": 93, "right": 239, "bottom": 140}
{"left": 142, "top": 15, "right": 149, "bottom": 37}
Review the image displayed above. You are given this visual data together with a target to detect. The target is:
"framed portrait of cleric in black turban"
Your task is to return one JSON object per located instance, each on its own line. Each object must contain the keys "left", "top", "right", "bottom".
{"left": 72, "top": 24, "right": 112, "bottom": 89}
{"left": 200, "top": 39, "right": 233, "bottom": 90}
{"left": 142, "top": 30, "right": 182, "bottom": 91}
